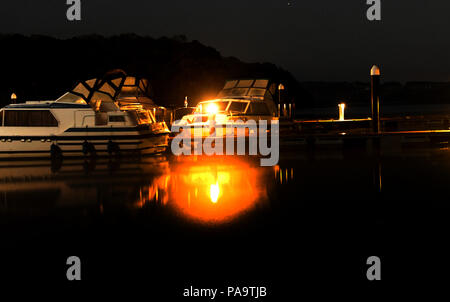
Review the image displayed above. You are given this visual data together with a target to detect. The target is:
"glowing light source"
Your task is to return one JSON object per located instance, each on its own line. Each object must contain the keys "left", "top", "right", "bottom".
{"left": 338, "top": 103, "right": 346, "bottom": 121}
{"left": 206, "top": 103, "right": 219, "bottom": 115}
{"left": 371, "top": 65, "right": 381, "bottom": 76}
{"left": 210, "top": 182, "right": 219, "bottom": 203}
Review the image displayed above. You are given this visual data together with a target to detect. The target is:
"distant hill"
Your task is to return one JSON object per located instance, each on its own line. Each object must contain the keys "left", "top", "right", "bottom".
{"left": 0, "top": 34, "right": 307, "bottom": 108}
{"left": 1, "top": 34, "right": 448, "bottom": 111}
{"left": 301, "top": 81, "right": 450, "bottom": 108}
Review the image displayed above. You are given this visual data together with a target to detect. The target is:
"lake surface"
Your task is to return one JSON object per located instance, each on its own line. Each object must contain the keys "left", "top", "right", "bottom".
{"left": 1, "top": 148, "right": 449, "bottom": 295}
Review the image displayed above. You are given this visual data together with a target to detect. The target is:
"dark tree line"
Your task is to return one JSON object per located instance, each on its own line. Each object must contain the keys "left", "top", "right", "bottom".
{"left": 0, "top": 34, "right": 307, "bottom": 108}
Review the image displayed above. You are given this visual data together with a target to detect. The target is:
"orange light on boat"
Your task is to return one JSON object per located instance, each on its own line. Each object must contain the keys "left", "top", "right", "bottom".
{"left": 205, "top": 103, "right": 219, "bottom": 115}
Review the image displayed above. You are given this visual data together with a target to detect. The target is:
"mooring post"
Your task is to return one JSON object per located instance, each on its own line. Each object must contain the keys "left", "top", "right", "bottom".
{"left": 370, "top": 65, "right": 381, "bottom": 134}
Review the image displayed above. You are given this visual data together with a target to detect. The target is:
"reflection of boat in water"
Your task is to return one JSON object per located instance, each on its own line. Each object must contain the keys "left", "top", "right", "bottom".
{"left": 172, "top": 79, "right": 278, "bottom": 137}
{"left": 0, "top": 158, "right": 170, "bottom": 214}
{"left": 0, "top": 156, "right": 273, "bottom": 224}
{"left": 0, "top": 72, "right": 170, "bottom": 158}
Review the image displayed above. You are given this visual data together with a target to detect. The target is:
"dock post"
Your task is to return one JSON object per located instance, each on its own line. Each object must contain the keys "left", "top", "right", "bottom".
{"left": 370, "top": 65, "right": 381, "bottom": 134}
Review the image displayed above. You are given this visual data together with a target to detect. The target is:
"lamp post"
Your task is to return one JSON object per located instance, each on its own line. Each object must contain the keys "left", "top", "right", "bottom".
{"left": 370, "top": 65, "right": 381, "bottom": 134}
{"left": 338, "top": 102, "right": 346, "bottom": 121}
{"left": 11, "top": 93, "right": 17, "bottom": 104}
{"left": 278, "top": 83, "right": 284, "bottom": 117}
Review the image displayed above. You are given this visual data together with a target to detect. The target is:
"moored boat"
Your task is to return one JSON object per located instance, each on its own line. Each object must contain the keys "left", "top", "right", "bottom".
{"left": 172, "top": 78, "right": 279, "bottom": 137}
{"left": 0, "top": 83, "right": 170, "bottom": 158}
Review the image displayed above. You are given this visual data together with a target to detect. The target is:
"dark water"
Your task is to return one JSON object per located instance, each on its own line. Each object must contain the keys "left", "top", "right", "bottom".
{"left": 1, "top": 148, "right": 450, "bottom": 296}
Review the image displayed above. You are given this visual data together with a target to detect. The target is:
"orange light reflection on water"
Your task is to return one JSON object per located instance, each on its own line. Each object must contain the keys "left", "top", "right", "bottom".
{"left": 137, "top": 157, "right": 271, "bottom": 224}
{"left": 169, "top": 157, "right": 268, "bottom": 224}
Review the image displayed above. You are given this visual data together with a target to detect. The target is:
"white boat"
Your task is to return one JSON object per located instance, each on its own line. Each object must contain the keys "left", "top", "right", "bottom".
{"left": 0, "top": 85, "right": 170, "bottom": 158}
{"left": 172, "top": 79, "right": 278, "bottom": 137}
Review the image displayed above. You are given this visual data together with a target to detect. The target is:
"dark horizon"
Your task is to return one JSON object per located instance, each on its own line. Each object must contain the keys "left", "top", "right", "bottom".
{"left": 1, "top": 1, "right": 449, "bottom": 82}
{"left": 2, "top": 31, "right": 450, "bottom": 86}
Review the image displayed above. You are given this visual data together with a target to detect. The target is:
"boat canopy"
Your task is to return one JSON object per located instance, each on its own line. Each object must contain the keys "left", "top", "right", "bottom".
{"left": 69, "top": 73, "right": 156, "bottom": 110}
{"left": 56, "top": 88, "right": 120, "bottom": 112}
{"left": 217, "top": 79, "right": 275, "bottom": 101}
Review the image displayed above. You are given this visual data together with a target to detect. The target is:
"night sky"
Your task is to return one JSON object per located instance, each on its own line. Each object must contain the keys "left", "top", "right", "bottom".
{"left": 1, "top": 0, "right": 450, "bottom": 82}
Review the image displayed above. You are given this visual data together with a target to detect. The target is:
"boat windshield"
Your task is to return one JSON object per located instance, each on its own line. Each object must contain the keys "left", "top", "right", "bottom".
{"left": 136, "top": 110, "right": 155, "bottom": 124}
{"left": 196, "top": 101, "right": 229, "bottom": 115}
{"left": 227, "top": 101, "right": 248, "bottom": 114}
{"left": 55, "top": 92, "right": 87, "bottom": 104}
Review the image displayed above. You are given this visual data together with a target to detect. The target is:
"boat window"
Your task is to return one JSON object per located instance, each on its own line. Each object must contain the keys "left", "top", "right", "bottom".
{"left": 0, "top": 110, "right": 2, "bottom": 126}
{"left": 124, "top": 77, "right": 137, "bottom": 86}
{"left": 223, "top": 80, "right": 238, "bottom": 89}
{"left": 253, "top": 79, "right": 269, "bottom": 88}
{"left": 72, "top": 83, "right": 90, "bottom": 99}
{"left": 231, "top": 88, "right": 249, "bottom": 96}
{"left": 4, "top": 110, "right": 58, "bottom": 127}
{"left": 98, "top": 82, "right": 116, "bottom": 97}
{"left": 246, "top": 103, "right": 270, "bottom": 115}
{"left": 109, "top": 115, "right": 126, "bottom": 123}
{"left": 228, "top": 101, "right": 248, "bottom": 113}
{"left": 217, "top": 88, "right": 249, "bottom": 98}
{"left": 237, "top": 80, "right": 254, "bottom": 87}
{"left": 218, "top": 79, "right": 270, "bottom": 98}
{"left": 248, "top": 88, "right": 266, "bottom": 97}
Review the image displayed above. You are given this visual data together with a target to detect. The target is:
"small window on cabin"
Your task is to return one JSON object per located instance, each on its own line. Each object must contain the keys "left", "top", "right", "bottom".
{"left": 0, "top": 110, "right": 3, "bottom": 126}
{"left": 109, "top": 116, "right": 125, "bottom": 123}
{"left": 247, "top": 103, "right": 270, "bottom": 115}
{"left": 4, "top": 110, "right": 58, "bottom": 127}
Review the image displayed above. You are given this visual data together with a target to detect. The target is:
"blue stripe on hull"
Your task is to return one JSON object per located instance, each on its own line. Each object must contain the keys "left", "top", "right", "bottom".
{"left": 0, "top": 145, "right": 167, "bottom": 155}
{"left": 0, "top": 132, "right": 169, "bottom": 141}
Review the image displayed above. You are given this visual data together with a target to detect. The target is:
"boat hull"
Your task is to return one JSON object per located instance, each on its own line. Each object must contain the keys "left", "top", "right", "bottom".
{"left": 0, "top": 128, "right": 169, "bottom": 159}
